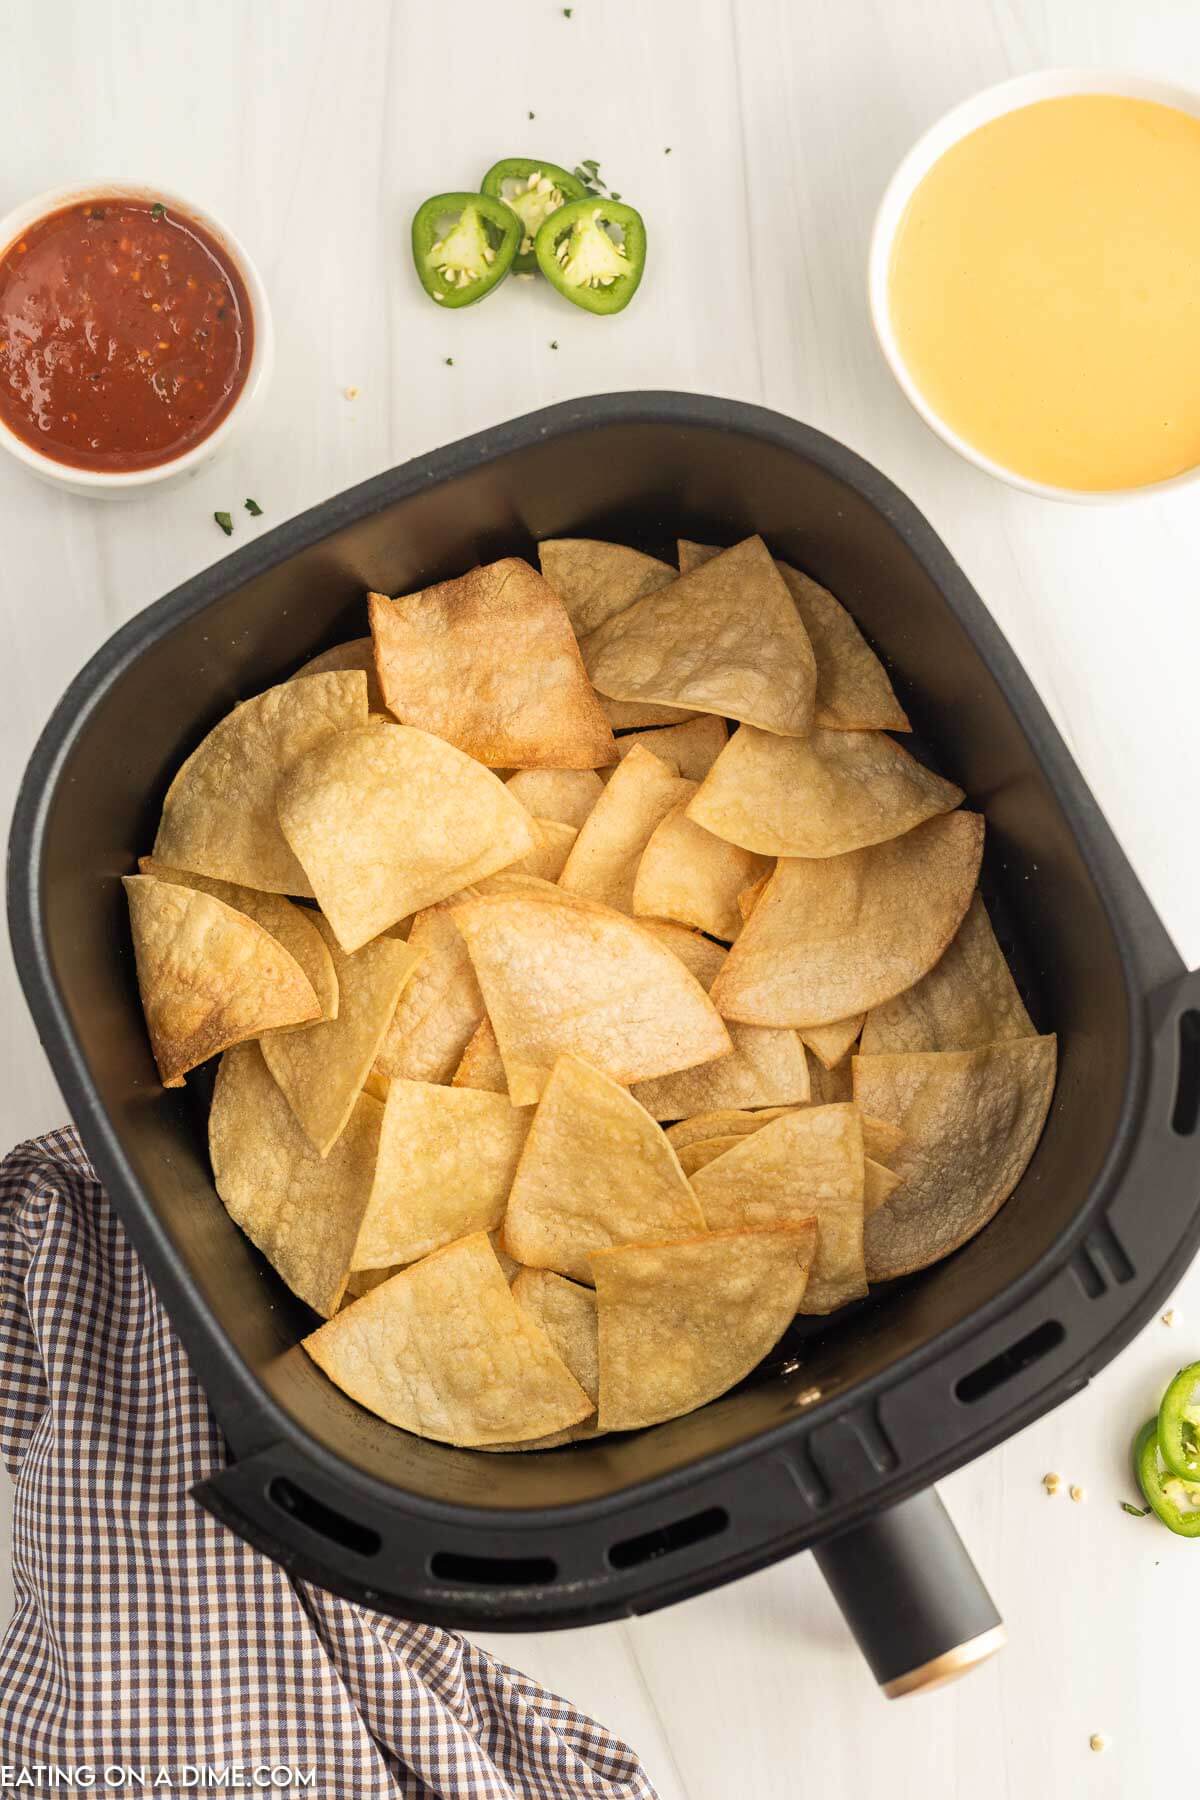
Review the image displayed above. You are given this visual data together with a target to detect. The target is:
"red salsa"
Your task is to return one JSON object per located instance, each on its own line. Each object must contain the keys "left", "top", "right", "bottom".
{"left": 0, "top": 198, "right": 253, "bottom": 472}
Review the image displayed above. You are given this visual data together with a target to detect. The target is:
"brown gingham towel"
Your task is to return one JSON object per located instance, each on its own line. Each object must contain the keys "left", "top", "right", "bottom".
{"left": 0, "top": 1129, "right": 658, "bottom": 1798}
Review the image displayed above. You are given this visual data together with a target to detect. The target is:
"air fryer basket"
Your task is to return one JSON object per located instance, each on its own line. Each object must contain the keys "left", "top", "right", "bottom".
{"left": 10, "top": 395, "right": 1200, "bottom": 1687}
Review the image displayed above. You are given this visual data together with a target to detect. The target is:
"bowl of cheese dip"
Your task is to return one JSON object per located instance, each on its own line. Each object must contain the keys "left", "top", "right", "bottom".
{"left": 869, "top": 70, "right": 1200, "bottom": 501}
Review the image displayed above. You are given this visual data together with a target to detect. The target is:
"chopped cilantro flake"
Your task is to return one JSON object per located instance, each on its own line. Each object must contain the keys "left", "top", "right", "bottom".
{"left": 150, "top": 202, "right": 166, "bottom": 220}
{"left": 244, "top": 498, "right": 263, "bottom": 517}
{"left": 214, "top": 512, "right": 234, "bottom": 537}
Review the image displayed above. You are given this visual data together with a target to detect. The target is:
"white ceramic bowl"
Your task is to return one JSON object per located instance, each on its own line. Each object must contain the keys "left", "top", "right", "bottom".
{"left": 868, "top": 68, "right": 1200, "bottom": 504}
{"left": 0, "top": 182, "right": 273, "bottom": 498}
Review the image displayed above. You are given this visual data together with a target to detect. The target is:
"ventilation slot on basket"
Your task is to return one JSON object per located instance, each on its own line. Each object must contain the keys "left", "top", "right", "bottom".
{"left": 608, "top": 1505, "right": 729, "bottom": 1571}
{"left": 269, "top": 1476, "right": 381, "bottom": 1557}
{"left": 430, "top": 1550, "right": 557, "bottom": 1587}
{"left": 1171, "top": 1011, "right": 1200, "bottom": 1136}
{"left": 954, "top": 1319, "right": 1065, "bottom": 1405}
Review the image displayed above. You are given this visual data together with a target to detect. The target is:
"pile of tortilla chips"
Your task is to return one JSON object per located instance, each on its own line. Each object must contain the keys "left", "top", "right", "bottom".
{"left": 124, "top": 535, "right": 1055, "bottom": 1449}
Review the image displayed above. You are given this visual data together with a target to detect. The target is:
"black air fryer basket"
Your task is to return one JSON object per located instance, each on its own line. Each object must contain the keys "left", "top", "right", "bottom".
{"left": 10, "top": 394, "right": 1200, "bottom": 1695}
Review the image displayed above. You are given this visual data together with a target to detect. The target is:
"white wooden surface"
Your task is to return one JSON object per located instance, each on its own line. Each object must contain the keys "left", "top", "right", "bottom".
{"left": 2, "top": 1, "right": 1199, "bottom": 1792}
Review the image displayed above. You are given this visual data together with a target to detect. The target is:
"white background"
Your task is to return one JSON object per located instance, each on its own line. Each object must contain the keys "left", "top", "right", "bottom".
{"left": 2, "top": 2, "right": 1199, "bottom": 1794}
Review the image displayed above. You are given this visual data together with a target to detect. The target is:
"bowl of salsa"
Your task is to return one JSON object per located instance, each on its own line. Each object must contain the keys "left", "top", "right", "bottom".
{"left": 0, "top": 183, "right": 272, "bottom": 495}
{"left": 869, "top": 70, "right": 1200, "bottom": 501}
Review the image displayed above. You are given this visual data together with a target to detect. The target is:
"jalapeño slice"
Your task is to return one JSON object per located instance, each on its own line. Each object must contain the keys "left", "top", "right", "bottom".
{"left": 412, "top": 192, "right": 521, "bottom": 308}
{"left": 534, "top": 197, "right": 646, "bottom": 315}
{"left": 1134, "top": 1417, "right": 1200, "bottom": 1537}
{"left": 1158, "top": 1360, "right": 1200, "bottom": 1482}
{"left": 480, "top": 159, "right": 588, "bottom": 273}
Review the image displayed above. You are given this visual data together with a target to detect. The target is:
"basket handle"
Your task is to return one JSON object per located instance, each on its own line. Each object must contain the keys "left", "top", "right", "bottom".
{"left": 812, "top": 1486, "right": 1004, "bottom": 1697}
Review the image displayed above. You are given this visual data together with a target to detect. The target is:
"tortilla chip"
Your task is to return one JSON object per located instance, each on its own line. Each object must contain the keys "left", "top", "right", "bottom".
{"left": 124, "top": 876, "right": 321, "bottom": 1087}
{"left": 633, "top": 796, "right": 772, "bottom": 941}
{"left": 276, "top": 723, "right": 536, "bottom": 951}
{"left": 513, "top": 1269, "right": 598, "bottom": 1402}
{"left": 516, "top": 816, "right": 578, "bottom": 881}
{"left": 859, "top": 892, "right": 1036, "bottom": 1055}
{"left": 865, "top": 1159, "right": 903, "bottom": 1216}
{"left": 210, "top": 1041, "right": 381, "bottom": 1316}
{"left": 664, "top": 1107, "right": 803, "bottom": 1153}
{"left": 799, "top": 1016, "right": 864, "bottom": 1070}
{"left": 135, "top": 857, "right": 338, "bottom": 1030}
{"left": 592, "top": 1224, "right": 818, "bottom": 1431}
{"left": 502, "top": 1055, "right": 706, "bottom": 1282}
{"left": 451, "top": 1017, "right": 509, "bottom": 1093}
{"left": 691, "top": 1105, "right": 866, "bottom": 1311}
{"left": 369, "top": 559, "right": 615, "bottom": 768}
{"left": 342, "top": 1264, "right": 403, "bottom": 1303}
{"left": 678, "top": 542, "right": 909, "bottom": 732}
{"left": 153, "top": 672, "right": 368, "bottom": 895}
{"left": 303, "top": 1232, "right": 593, "bottom": 1446}
{"left": 259, "top": 915, "right": 416, "bottom": 1154}
{"left": 584, "top": 537, "right": 817, "bottom": 737}
{"left": 737, "top": 872, "right": 771, "bottom": 923}
{"left": 361, "top": 1069, "right": 390, "bottom": 1103}
{"left": 451, "top": 888, "right": 732, "bottom": 1106}
{"left": 291, "top": 638, "right": 388, "bottom": 714}
{"left": 687, "top": 725, "right": 963, "bottom": 858}
{"left": 537, "top": 537, "right": 676, "bottom": 638}
{"left": 372, "top": 901, "right": 484, "bottom": 1085}
{"left": 352, "top": 1080, "right": 531, "bottom": 1268}
{"left": 855, "top": 1037, "right": 1057, "bottom": 1280}
{"left": 505, "top": 768, "right": 604, "bottom": 828}
{"left": 628, "top": 924, "right": 811, "bottom": 1120}
{"left": 615, "top": 714, "right": 729, "bottom": 780}
{"left": 712, "top": 813, "right": 984, "bottom": 1027}
{"left": 558, "top": 744, "right": 693, "bottom": 912}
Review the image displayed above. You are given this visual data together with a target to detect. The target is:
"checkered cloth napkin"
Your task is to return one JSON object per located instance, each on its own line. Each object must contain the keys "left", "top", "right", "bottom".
{"left": 0, "top": 1129, "right": 658, "bottom": 1799}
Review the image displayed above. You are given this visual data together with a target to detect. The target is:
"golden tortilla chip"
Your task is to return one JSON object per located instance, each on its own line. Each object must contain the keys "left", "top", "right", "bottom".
{"left": 855, "top": 1037, "right": 1057, "bottom": 1280}
{"left": 451, "top": 1017, "right": 509, "bottom": 1093}
{"left": 678, "top": 542, "right": 909, "bottom": 732}
{"left": 373, "top": 901, "right": 485, "bottom": 1085}
{"left": 342, "top": 1264, "right": 403, "bottom": 1303}
{"left": 504, "top": 768, "right": 604, "bottom": 828}
{"left": 537, "top": 537, "right": 676, "bottom": 638}
{"left": 584, "top": 537, "right": 817, "bottom": 737}
{"left": 629, "top": 924, "right": 810, "bottom": 1120}
{"left": 362, "top": 1068, "right": 390, "bottom": 1103}
{"left": 799, "top": 1016, "right": 864, "bottom": 1070}
{"left": 136, "top": 857, "right": 338, "bottom": 1030}
{"left": 153, "top": 672, "right": 368, "bottom": 895}
{"left": 633, "top": 796, "right": 772, "bottom": 941}
{"left": 210, "top": 1041, "right": 381, "bottom": 1316}
{"left": 690, "top": 1105, "right": 866, "bottom": 1313}
{"left": 260, "top": 916, "right": 417, "bottom": 1155}
{"left": 687, "top": 725, "right": 963, "bottom": 858}
{"left": 353, "top": 1080, "right": 531, "bottom": 1268}
{"left": 859, "top": 892, "right": 1035, "bottom": 1055}
{"left": 592, "top": 1224, "right": 818, "bottom": 1431}
{"left": 303, "top": 1232, "right": 593, "bottom": 1446}
{"left": 369, "top": 559, "right": 616, "bottom": 768}
{"left": 515, "top": 816, "right": 578, "bottom": 881}
{"left": 124, "top": 876, "right": 321, "bottom": 1087}
{"left": 664, "top": 1107, "right": 803, "bottom": 1153}
{"left": 291, "top": 638, "right": 388, "bottom": 714}
{"left": 502, "top": 1055, "right": 706, "bottom": 1283}
{"left": 451, "top": 889, "right": 732, "bottom": 1106}
{"left": 558, "top": 744, "right": 693, "bottom": 911}
{"left": 276, "top": 723, "right": 536, "bottom": 951}
{"left": 712, "top": 813, "right": 984, "bottom": 1027}
{"left": 865, "top": 1159, "right": 903, "bottom": 1216}
{"left": 615, "top": 714, "right": 729, "bottom": 780}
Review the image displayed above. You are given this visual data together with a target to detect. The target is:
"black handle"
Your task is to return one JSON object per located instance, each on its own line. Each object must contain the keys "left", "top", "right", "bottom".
{"left": 812, "top": 1487, "right": 1004, "bottom": 1697}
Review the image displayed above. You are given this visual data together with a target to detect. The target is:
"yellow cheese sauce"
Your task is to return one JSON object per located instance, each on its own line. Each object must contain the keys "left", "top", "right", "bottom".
{"left": 888, "top": 94, "right": 1200, "bottom": 491}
